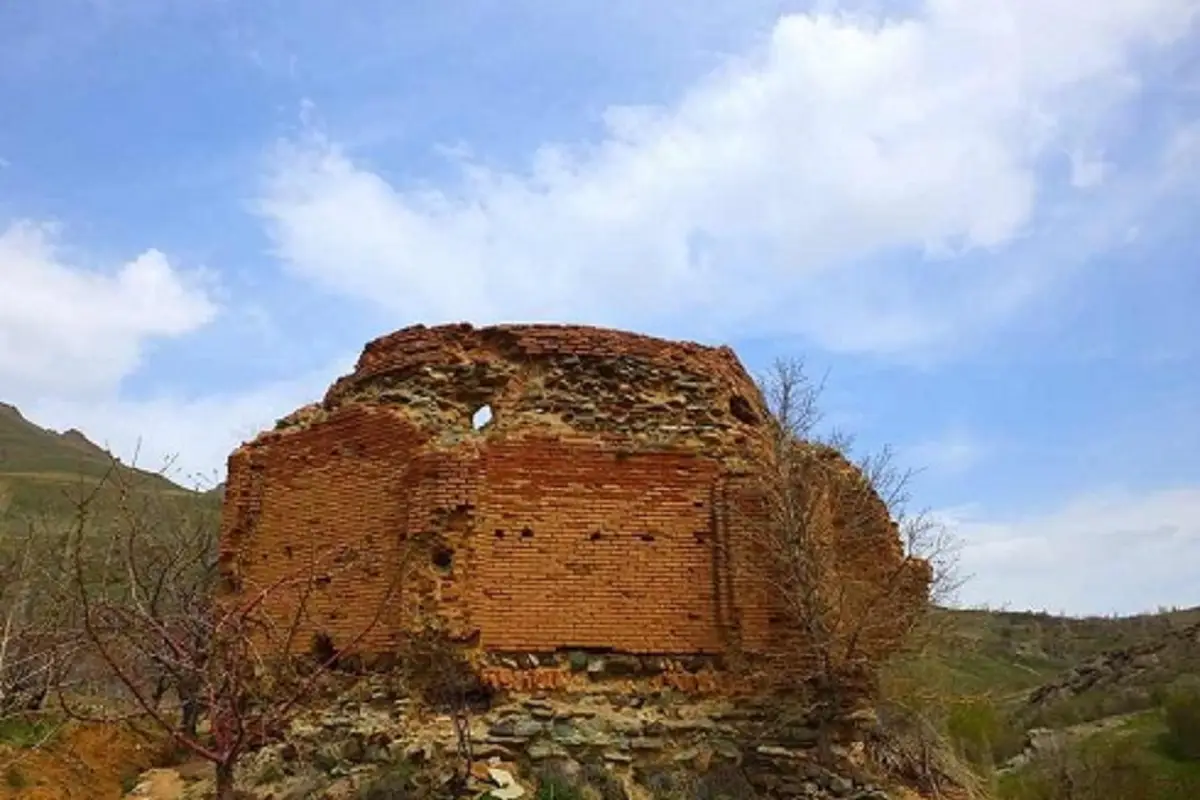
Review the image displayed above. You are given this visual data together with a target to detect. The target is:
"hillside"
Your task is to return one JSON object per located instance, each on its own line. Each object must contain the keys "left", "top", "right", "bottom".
{"left": 0, "top": 402, "right": 204, "bottom": 520}
{"left": 934, "top": 606, "right": 1200, "bottom": 697}
{"left": 902, "top": 606, "right": 1200, "bottom": 799}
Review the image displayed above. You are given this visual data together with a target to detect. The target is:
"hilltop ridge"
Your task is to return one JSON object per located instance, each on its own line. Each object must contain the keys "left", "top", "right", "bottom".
{"left": 0, "top": 401, "right": 199, "bottom": 517}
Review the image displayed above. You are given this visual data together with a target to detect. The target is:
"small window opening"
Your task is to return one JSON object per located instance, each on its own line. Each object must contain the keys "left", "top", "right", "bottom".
{"left": 472, "top": 404, "right": 494, "bottom": 430}
{"left": 494, "top": 528, "right": 506, "bottom": 539}
{"left": 432, "top": 546, "right": 454, "bottom": 571}
{"left": 637, "top": 532, "right": 656, "bottom": 543}
{"left": 520, "top": 527, "right": 534, "bottom": 539}
{"left": 315, "top": 574, "right": 332, "bottom": 586}
{"left": 729, "top": 394, "right": 759, "bottom": 425}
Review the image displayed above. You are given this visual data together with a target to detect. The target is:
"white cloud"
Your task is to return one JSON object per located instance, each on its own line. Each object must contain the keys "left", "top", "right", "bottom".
{"left": 0, "top": 220, "right": 216, "bottom": 399}
{"left": 23, "top": 353, "right": 355, "bottom": 486}
{"left": 257, "top": 0, "right": 1198, "bottom": 355}
{"left": 947, "top": 487, "right": 1200, "bottom": 615}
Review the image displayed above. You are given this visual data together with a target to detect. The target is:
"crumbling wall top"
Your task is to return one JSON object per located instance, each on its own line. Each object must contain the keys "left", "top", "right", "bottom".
{"left": 253, "top": 323, "right": 768, "bottom": 450}
{"left": 334, "top": 322, "right": 758, "bottom": 399}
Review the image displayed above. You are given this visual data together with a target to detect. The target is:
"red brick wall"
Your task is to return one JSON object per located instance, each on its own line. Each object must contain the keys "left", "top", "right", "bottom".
{"left": 217, "top": 323, "right": 926, "bottom": 667}
{"left": 470, "top": 437, "right": 722, "bottom": 653}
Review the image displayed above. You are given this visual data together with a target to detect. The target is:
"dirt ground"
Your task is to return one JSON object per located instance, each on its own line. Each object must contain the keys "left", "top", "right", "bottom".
{"left": 0, "top": 723, "right": 159, "bottom": 800}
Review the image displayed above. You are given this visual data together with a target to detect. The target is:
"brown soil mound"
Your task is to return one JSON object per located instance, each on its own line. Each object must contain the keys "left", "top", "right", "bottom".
{"left": 0, "top": 723, "right": 158, "bottom": 800}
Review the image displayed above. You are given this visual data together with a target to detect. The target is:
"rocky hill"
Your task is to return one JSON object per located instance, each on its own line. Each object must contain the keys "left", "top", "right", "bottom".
{"left": 0, "top": 402, "right": 200, "bottom": 520}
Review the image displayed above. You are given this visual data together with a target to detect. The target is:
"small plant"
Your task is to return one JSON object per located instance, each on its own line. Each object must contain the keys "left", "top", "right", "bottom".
{"left": 0, "top": 714, "right": 60, "bottom": 748}
{"left": 536, "top": 774, "right": 584, "bottom": 800}
{"left": 359, "top": 760, "right": 417, "bottom": 800}
{"left": 1162, "top": 678, "right": 1200, "bottom": 761}
{"left": 254, "top": 760, "right": 286, "bottom": 786}
{"left": 120, "top": 770, "right": 142, "bottom": 795}
{"left": 947, "top": 697, "right": 1002, "bottom": 769}
{"left": 4, "top": 764, "right": 29, "bottom": 790}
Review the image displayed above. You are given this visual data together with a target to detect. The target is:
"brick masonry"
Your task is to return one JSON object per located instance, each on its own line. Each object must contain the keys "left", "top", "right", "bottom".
{"left": 217, "top": 322, "right": 925, "bottom": 674}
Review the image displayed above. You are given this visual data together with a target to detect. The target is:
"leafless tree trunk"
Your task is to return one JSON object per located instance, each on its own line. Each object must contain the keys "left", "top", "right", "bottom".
{"left": 0, "top": 516, "right": 79, "bottom": 720}
{"left": 54, "top": 457, "right": 407, "bottom": 800}
{"left": 743, "top": 358, "right": 964, "bottom": 758}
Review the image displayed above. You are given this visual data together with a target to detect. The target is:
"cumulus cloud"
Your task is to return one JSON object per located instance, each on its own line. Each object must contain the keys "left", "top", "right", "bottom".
{"left": 256, "top": 0, "right": 1198, "bottom": 354}
{"left": 0, "top": 220, "right": 216, "bottom": 399}
{"left": 948, "top": 487, "right": 1200, "bottom": 615}
{"left": 23, "top": 353, "right": 355, "bottom": 486}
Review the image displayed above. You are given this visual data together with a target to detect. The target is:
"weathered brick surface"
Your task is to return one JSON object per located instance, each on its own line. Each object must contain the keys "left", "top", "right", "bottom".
{"left": 217, "top": 323, "right": 924, "bottom": 670}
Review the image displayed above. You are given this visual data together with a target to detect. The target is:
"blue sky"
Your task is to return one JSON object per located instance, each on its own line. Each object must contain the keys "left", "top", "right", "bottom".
{"left": 2, "top": 0, "right": 1198, "bottom": 615}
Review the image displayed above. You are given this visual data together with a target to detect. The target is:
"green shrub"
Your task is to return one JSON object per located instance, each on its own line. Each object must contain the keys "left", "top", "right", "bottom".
{"left": 120, "top": 770, "right": 142, "bottom": 795}
{"left": 1162, "top": 680, "right": 1200, "bottom": 761}
{"left": 4, "top": 764, "right": 29, "bottom": 790}
{"left": 947, "top": 697, "right": 1002, "bottom": 768}
{"left": 1000, "top": 730, "right": 1200, "bottom": 800}
{"left": 0, "top": 714, "right": 60, "bottom": 748}
{"left": 535, "top": 775, "right": 584, "bottom": 800}
{"left": 946, "top": 696, "right": 1025, "bottom": 768}
{"left": 359, "top": 761, "right": 418, "bottom": 799}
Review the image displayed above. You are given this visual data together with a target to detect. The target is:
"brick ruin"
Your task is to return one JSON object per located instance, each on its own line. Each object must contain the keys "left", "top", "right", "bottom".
{"left": 217, "top": 323, "right": 928, "bottom": 689}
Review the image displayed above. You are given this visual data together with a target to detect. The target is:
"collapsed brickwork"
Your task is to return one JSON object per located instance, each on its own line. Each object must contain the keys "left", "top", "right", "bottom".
{"left": 217, "top": 323, "right": 927, "bottom": 682}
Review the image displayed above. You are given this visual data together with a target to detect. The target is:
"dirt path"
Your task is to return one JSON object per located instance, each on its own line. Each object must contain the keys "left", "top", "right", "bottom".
{"left": 124, "top": 769, "right": 184, "bottom": 800}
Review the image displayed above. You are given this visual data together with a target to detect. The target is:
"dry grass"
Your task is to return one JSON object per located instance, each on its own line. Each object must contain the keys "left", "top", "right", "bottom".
{"left": 0, "top": 722, "right": 161, "bottom": 800}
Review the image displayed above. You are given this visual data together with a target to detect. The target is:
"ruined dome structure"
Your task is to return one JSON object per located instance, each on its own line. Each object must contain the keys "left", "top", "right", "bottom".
{"left": 218, "top": 323, "right": 924, "bottom": 687}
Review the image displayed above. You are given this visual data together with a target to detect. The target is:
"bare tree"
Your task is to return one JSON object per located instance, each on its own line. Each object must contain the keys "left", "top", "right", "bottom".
{"left": 0, "top": 515, "right": 79, "bottom": 721}
{"left": 56, "top": 465, "right": 405, "bottom": 800}
{"left": 742, "top": 357, "right": 964, "bottom": 756}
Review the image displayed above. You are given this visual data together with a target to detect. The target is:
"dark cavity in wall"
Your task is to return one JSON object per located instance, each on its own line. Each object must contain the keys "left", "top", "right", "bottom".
{"left": 729, "top": 394, "right": 758, "bottom": 425}
{"left": 311, "top": 632, "right": 336, "bottom": 664}
{"left": 432, "top": 546, "right": 454, "bottom": 571}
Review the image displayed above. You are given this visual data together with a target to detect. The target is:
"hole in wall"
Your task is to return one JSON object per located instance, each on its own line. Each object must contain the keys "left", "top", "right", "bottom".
{"left": 494, "top": 529, "right": 506, "bottom": 539}
{"left": 638, "top": 532, "right": 656, "bottom": 543}
{"left": 471, "top": 404, "right": 494, "bottom": 430}
{"left": 520, "top": 527, "right": 534, "bottom": 539}
{"left": 315, "top": 574, "right": 332, "bottom": 586}
{"left": 311, "top": 632, "right": 336, "bottom": 665}
{"left": 590, "top": 531, "right": 603, "bottom": 542}
{"left": 432, "top": 546, "right": 454, "bottom": 571}
{"left": 729, "top": 394, "right": 759, "bottom": 425}
{"left": 693, "top": 531, "right": 708, "bottom": 544}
